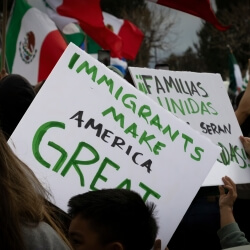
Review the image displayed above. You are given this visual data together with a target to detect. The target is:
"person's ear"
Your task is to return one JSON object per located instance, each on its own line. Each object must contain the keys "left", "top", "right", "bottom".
{"left": 105, "top": 241, "right": 124, "bottom": 250}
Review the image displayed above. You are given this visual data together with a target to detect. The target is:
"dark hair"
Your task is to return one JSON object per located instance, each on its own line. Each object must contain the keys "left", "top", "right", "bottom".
{"left": 0, "top": 74, "right": 35, "bottom": 140}
{"left": 68, "top": 188, "right": 158, "bottom": 250}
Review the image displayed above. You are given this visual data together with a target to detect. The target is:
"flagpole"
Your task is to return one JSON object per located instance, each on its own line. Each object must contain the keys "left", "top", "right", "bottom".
{"left": 1, "top": 0, "right": 7, "bottom": 72}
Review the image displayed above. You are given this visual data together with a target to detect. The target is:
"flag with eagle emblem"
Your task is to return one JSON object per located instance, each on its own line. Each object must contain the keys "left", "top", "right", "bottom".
{"left": 6, "top": 0, "right": 67, "bottom": 85}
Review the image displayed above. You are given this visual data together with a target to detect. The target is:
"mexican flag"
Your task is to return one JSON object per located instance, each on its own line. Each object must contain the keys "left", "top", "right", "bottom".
{"left": 103, "top": 12, "right": 144, "bottom": 60}
{"left": 29, "top": 0, "right": 142, "bottom": 61}
{"left": 46, "top": 0, "right": 123, "bottom": 58}
{"left": 6, "top": 0, "right": 67, "bottom": 85}
{"left": 27, "top": 0, "right": 85, "bottom": 48}
{"left": 26, "top": 0, "right": 127, "bottom": 74}
{"left": 27, "top": 0, "right": 128, "bottom": 73}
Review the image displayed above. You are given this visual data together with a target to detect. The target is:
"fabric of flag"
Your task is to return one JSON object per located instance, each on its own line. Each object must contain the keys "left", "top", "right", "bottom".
{"left": 32, "top": 0, "right": 143, "bottom": 60}
{"left": 228, "top": 51, "right": 243, "bottom": 94}
{"left": 85, "top": 35, "right": 102, "bottom": 54}
{"left": 61, "top": 23, "right": 85, "bottom": 48}
{"left": 27, "top": 0, "right": 85, "bottom": 48}
{"left": 6, "top": 0, "right": 67, "bottom": 85}
{"left": 46, "top": 0, "right": 123, "bottom": 58}
{"left": 103, "top": 12, "right": 144, "bottom": 60}
{"left": 148, "top": 0, "right": 229, "bottom": 31}
{"left": 27, "top": 0, "right": 128, "bottom": 73}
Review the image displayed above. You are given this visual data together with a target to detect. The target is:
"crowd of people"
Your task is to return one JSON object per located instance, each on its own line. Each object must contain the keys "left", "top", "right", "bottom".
{"left": 0, "top": 58, "right": 250, "bottom": 250}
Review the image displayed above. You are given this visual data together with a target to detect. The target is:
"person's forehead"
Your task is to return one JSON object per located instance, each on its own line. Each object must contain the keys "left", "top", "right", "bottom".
{"left": 69, "top": 214, "right": 89, "bottom": 231}
{"left": 69, "top": 215, "right": 106, "bottom": 250}
{"left": 69, "top": 215, "right": 97, "bottom": 236}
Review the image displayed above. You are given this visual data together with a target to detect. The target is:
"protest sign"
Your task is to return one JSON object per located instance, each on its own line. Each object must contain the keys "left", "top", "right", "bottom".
{"left": 128, "top": 67, "right": 250, "bottom": 186}
{"left": 9, "top": 43, "right": 220, "bottom": 246}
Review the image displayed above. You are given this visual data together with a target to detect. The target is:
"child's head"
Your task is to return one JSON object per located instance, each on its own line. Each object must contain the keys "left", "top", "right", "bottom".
{"left": 68, "top": 188, "right": 158, "bottom": 250}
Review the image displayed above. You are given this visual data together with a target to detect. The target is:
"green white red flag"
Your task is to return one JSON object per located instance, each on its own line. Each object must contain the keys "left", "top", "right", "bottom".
{"left": 27, "top": 0, "right": 128, "bottom": 73}
{"left": 27, "top": 0, "right": 85, "bottom": 48}
{"left": 103, "top": 12, "right": 144, "bottom": 60}
{"left": 46, "top": 0, "right": 123, "bottom": 58}
{"left": 6, "top": 0, "right": 67, "bottom": 85}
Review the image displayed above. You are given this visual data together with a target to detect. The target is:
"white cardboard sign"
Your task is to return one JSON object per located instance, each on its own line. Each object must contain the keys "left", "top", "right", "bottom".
{"left": 9, "top": 43, "right": 220, "bottom": 246}
{"left": 129, "top": 67, "right": 250, "bottom": 186}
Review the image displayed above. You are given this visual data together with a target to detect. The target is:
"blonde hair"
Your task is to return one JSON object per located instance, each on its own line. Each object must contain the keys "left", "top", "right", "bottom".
{"left": 0, "top": 130, "right": 72, "bottom": 249}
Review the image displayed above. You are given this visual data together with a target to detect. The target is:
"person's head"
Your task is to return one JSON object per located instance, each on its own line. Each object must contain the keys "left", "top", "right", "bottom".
{"left": 68, "top": 188, "right": 158, "bottom": 250}
{"left": 0, "top": 128, "right": 70, "bottom": 249}
{"left": 0, "top": 74, "right": 36, "bottom": 140}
